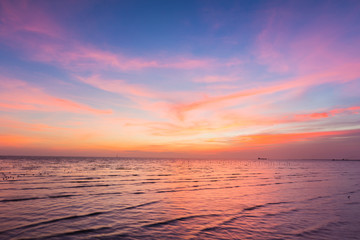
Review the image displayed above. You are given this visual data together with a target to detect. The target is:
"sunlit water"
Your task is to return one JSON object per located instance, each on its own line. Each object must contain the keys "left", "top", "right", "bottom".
{"left": 1, "top": 156, "right": 360, "bottom": 240}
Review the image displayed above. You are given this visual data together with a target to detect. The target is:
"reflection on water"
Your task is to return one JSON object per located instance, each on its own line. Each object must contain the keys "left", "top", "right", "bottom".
{"left": 0, "top": 156, "right": 360, "bottom": 239}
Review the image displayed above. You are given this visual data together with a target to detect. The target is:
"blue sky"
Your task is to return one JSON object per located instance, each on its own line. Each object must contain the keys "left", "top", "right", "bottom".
{"left": 1, "top": 0, "right": 360, "bottom": 158}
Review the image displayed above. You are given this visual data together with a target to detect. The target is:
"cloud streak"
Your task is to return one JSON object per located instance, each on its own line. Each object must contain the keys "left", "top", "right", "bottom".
{"left": 0, "top": 78, "right": 112, "bottom": 114}
{"left": 1, "top": 1, "right": 360, "bottom": 157}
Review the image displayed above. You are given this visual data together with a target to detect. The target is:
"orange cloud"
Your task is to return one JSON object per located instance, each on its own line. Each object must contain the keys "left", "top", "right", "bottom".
{"left": 0, "top": 135, "right": 40, "bottom": 146}
{"left": 228, "top": 129, "right": 360, "bottom": 149}
{"left": 142, "top": 104, "right": 360, "bottom": 138}
{"left": 170, "top": 64, "right": 360, "bottom": 120}
{"left": 294, "top": 106, "right": 360, "bottom": 121}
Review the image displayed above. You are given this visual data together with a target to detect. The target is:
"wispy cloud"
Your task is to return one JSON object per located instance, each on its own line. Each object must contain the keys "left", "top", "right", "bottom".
{"left": 171, "top": 64, "right": 360, "bottom": 120}
{"left": 231, "top": 129, "right": 360, "bottom": 147}
{"left": 193, "top": 75, "right": 239, "bottom": 83}
{"left": 0, "top": 1, "right": 232, "bottom": 73}
{"left": 0, "top": 78, "right": 112, "bottom": 114}
{"left": 1, "top": 0, "right": 360, "bottom": 156}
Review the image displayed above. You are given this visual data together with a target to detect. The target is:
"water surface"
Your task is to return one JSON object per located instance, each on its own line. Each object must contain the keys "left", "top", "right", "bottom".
{"left": 1, "top": 156, "right": 359, "bottom": 239}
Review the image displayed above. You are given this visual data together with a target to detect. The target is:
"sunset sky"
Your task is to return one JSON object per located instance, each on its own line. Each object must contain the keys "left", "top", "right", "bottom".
{"left": 1, "top": 0, "right": 360, "bottom": 159}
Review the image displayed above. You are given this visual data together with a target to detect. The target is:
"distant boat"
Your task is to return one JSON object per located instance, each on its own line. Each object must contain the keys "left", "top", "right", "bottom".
{"left": 258, "top": 157, "right": 267, "bottom": 160}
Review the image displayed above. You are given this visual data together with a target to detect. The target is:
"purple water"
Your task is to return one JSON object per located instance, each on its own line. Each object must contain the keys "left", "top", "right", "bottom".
{"left": 1, "top": 156, "right": 359, "bottom": 239}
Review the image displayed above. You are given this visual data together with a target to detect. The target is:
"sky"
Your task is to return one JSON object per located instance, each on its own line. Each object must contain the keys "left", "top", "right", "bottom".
{"left": 1, "top": 0, "right": 360, "bottom": 159}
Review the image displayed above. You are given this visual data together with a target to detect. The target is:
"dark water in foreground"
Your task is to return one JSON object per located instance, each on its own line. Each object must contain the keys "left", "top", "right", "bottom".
{"left": 0, "top": 156, "right": 360, "bottom": 240}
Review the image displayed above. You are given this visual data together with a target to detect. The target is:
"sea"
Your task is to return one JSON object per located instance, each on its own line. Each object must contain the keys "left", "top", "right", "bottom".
{"left": 0, "top": 156, "right": 359, "bottom": 240}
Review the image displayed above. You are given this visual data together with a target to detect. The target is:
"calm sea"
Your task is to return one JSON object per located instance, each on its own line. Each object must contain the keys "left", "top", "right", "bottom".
{"left": 0, "top": 156, "right": 359, "bottom": 240}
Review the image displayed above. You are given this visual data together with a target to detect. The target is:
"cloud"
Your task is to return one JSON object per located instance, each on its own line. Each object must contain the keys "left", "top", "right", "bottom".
{"left": 0, "top": 78, "right": 112, "bottom": 114}
{"left": 0, "top": 0, "right": 64, "bottom": 39}
{"left": 0, "top": 118, "right": 68, "bottom": 132}
{"left": 141, "top": 103, "right": 360, "bottom": 139}
{"left": 0, "top": 0, "right": 247, "bottom": 75}
{"left": 254, "top": 2, "right": 360, "bottom": 75}
{"left": 294, "top": 106, "right": 360, "bottom": 121}
{"left": 0, "top": 1, "right": 220, "bottom": 72}
{"left": 76, "top": 75, "right": 158, "bottom": 98}
{"left": 229, "top": 128, "right": 360, "bottom": 148}
{"left": 0, "top": 134, "right": 41, "bottom": 147}
{"left": 171, "top": 63, "right": 360, "bottom": 120}
{"left": 193, "top": 75, "right": 239, "bottom": 83}
{"left": 35, "top": 45, "right": 217, "bottom": 71}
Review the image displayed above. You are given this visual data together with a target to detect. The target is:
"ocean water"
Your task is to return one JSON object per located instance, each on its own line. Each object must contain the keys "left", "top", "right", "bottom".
{"left": 0, "top": 156, "right": 359, "bottom": 240}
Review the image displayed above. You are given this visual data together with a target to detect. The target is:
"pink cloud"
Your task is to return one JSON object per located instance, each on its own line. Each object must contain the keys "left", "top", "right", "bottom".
{"left": 170, "top": 63, "right": 360, "bottom": 120}
{"left": 76, "top": 75, "right": 168, "bottom": 100}
{"left": 254, "top": 4, "right": 360, "bottom": 76}
{"left": 0, "top": 0, "right": 64, "bottom": 39}
{"left": 0, "top": 117, "right": 68, "bottom": 132}
{"left": 144, "top": 104, "right": 360, "bottom": 138}
{"left": 0, "top": 1, "right": 216, "bottom": 72}
{"left": 34, "top": 44, "right": 218, "bottom": 71}
{"left": 193, "top": 75, "right": 239, "bottom": 83}
{"left": 75, "top": 75, "right": 206, "bottom": 119}
{"left": 294, "top": 106, "right": 360, "bottom": 121}
{"left": 0, "top": 78, "right": 112, "bottom": 114}
{"left": 0, "top": 1, "right": 241, "bottom": 73}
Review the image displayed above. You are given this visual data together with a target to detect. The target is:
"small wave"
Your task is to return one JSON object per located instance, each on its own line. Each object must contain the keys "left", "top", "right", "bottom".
{"left": 140, "top": 181, "right": 156, "bottom": 184}
{"left": 0, "top": 194, "right": 76, "bottom": 203}
{"left": 48, "top": 194, "right": 76, "bottom": 199}
{"left": 4, "top": 187, "right": 51, "bottom": 191}
{"left": 344, "top": 188, "right": 360, "bottom": 194}
{"left": 293, "top": 220, "right": 347, "bottom": 238}
{"left": 264, "top": 208, "right": 299, "bottom": 217}
{"left": 307, "top": 195, "right": 332, "bottom": 201}
{"left": 305, "top": 179, "right": 324, "bottom": 183}
{"left": 156, "top": 189, "right": 177, "bottom": 193}
{"left": 72, "top": 177, "right": 101, "bottom": 180}
{"left": 156, "top": 185, "right": 241, "bottom": 194}
{"left": 65, "top": 184, "right": 110, "bottom": 188}
{"left": 1, "top": 200, "right": 161, "bottom": 235}
{"left": 267, "top": 201, "right": 290, "bottom": 205}
{"left": 201, "top": 226, "right": 222, "bottom": 232}
{"left": 123, "top": 200, "right": 159, "bottom": 210}
{"left": 200, "top": 201, "right": 291, "bottom": 232}
{"left": 132, "top": 191, "right": 145, "bottom": 194}
{"left": 21, "top": 226, "right": 111, "bottom": 239}
{"left": 0, "top": 211, "right": 105, "bottom": 235}
{"left": 242, "top": 202, "right": 289, "bottom": 211}
{"left": 251, "top": 183, "right": 271, "bottom": 187}
{"left": 143, "top": 214, "right": 220, "bottom": 228}
{"left": 243, "top": 205, "right": 264, "bottom": 211}
{"left": 20, "top": 187, "right": 50, "bottom": 190}
{"left": 68, "top": 180, "right": 102, "bottom": 183}
{"left": 89, "top": 192, "right": 122, "bottom": 196}
{"left": 0, "top": 197, "right": 43, "bottom": 202}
